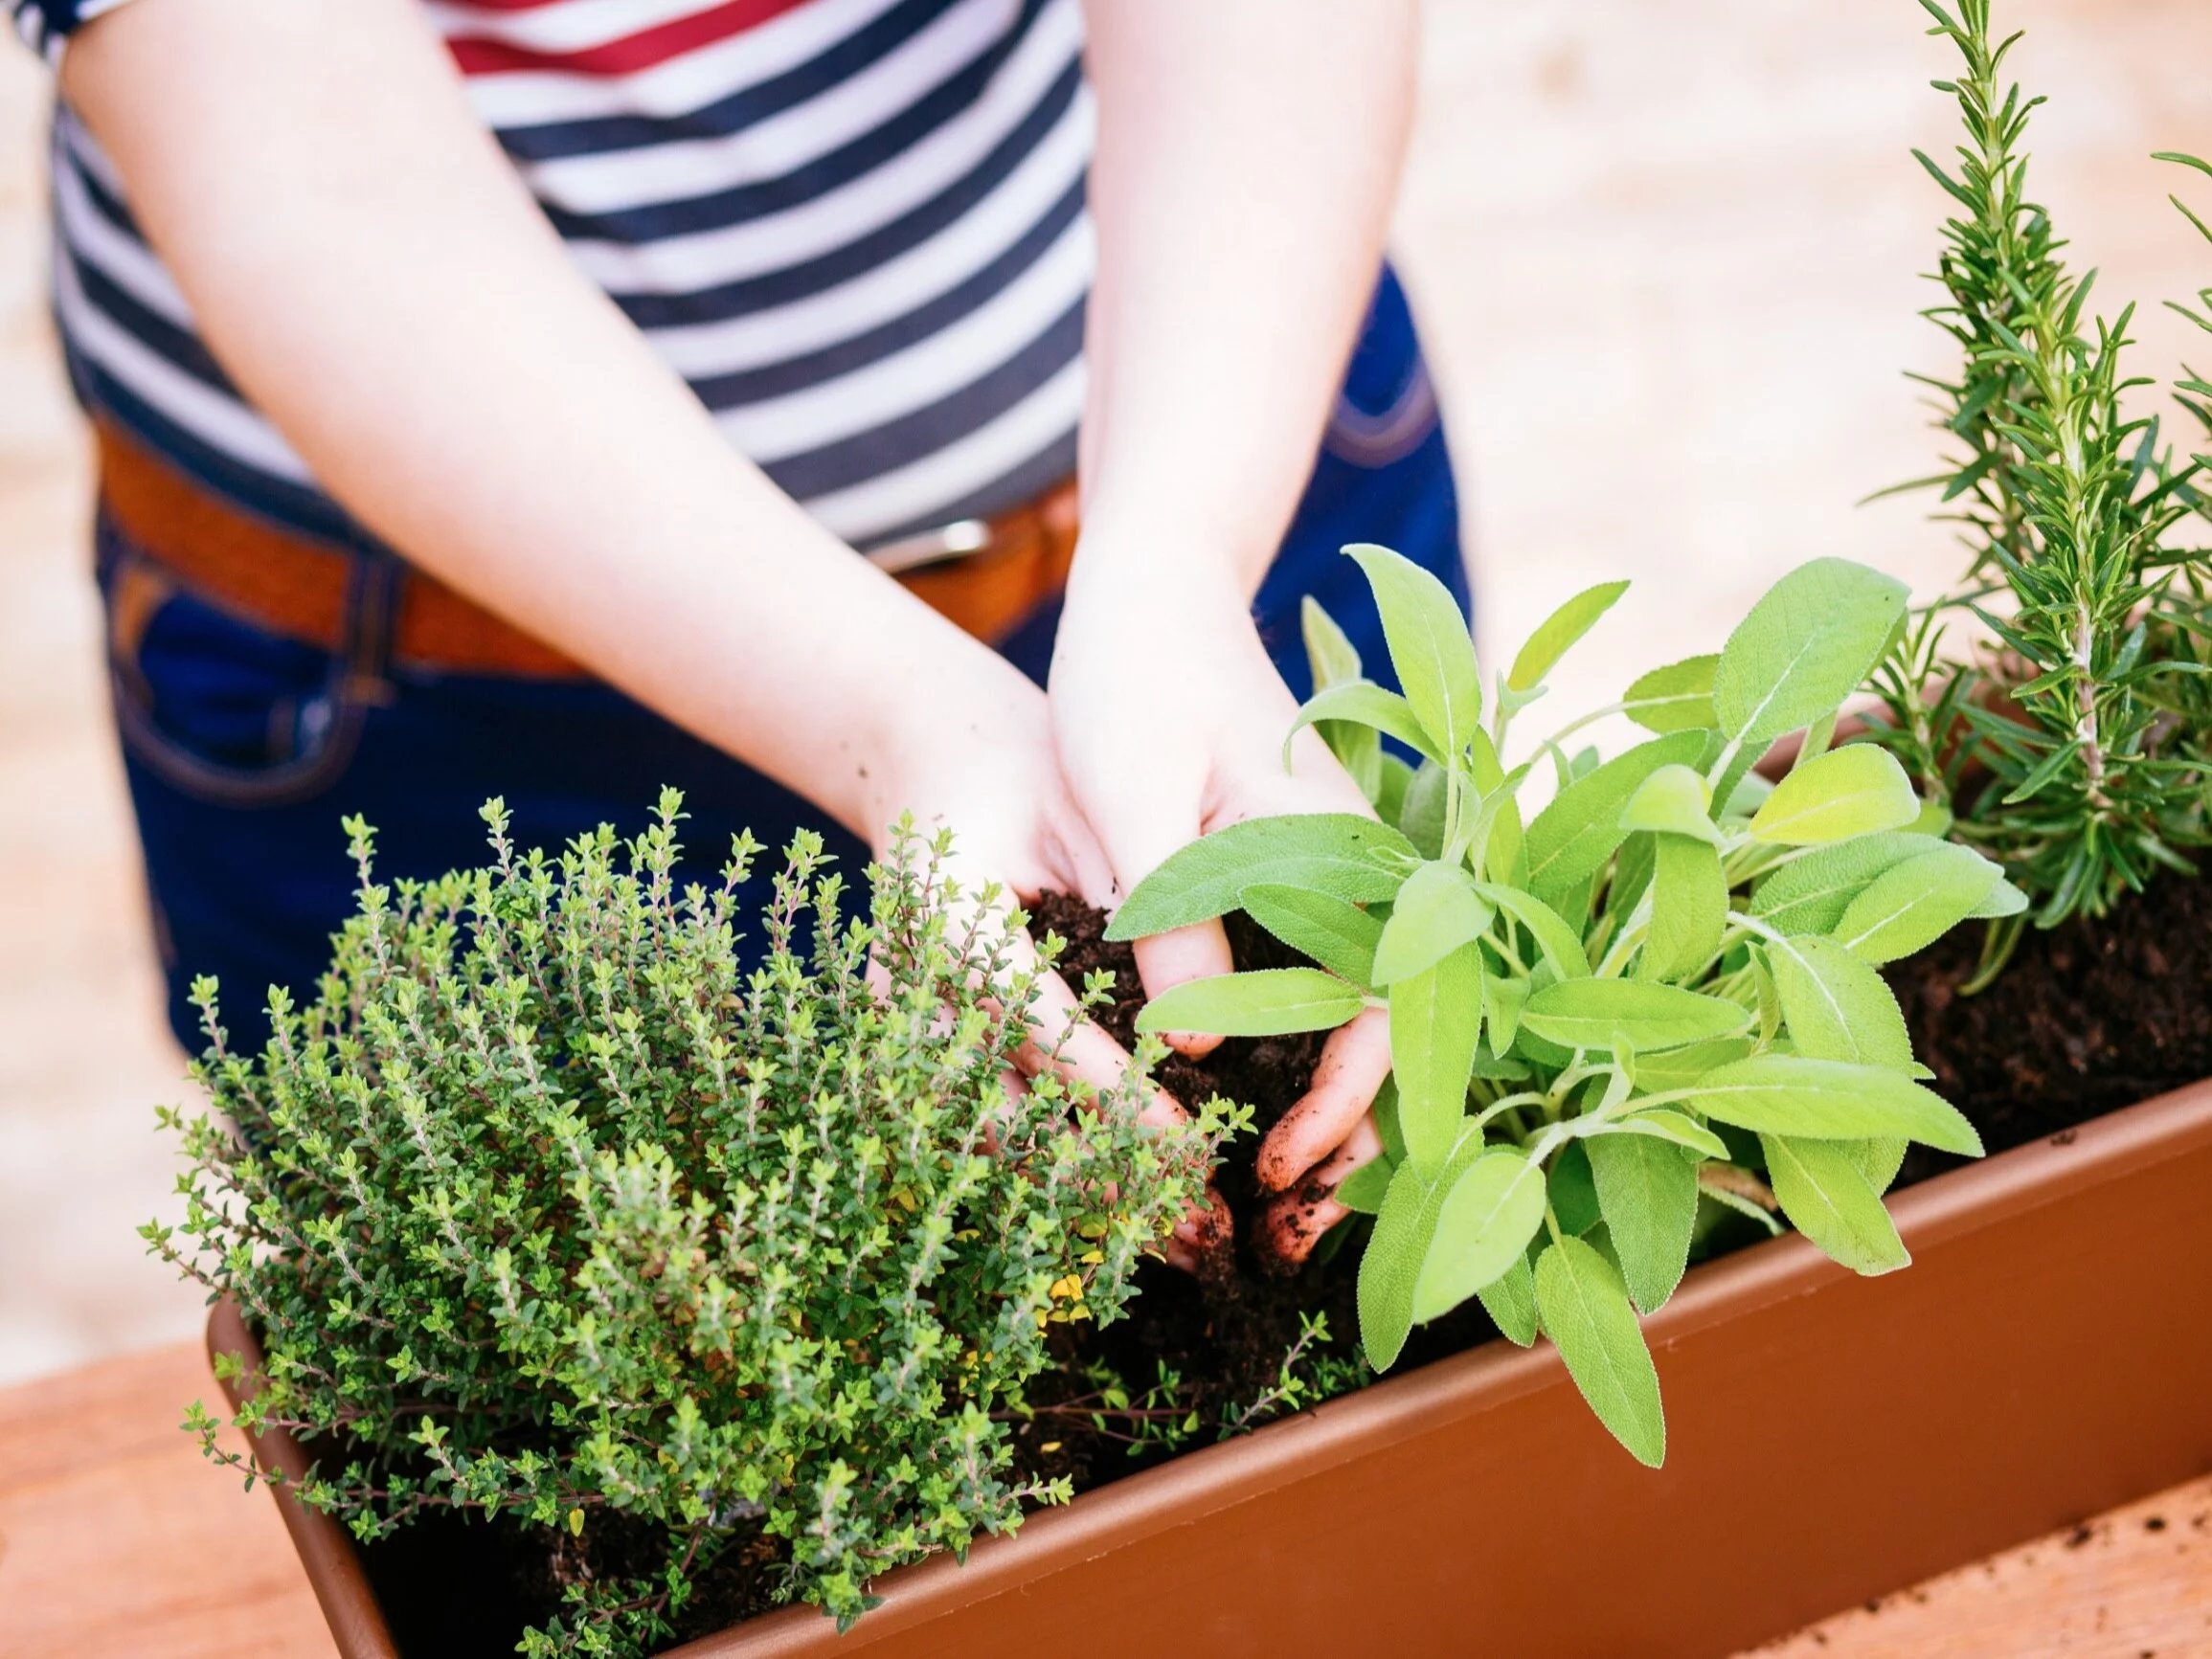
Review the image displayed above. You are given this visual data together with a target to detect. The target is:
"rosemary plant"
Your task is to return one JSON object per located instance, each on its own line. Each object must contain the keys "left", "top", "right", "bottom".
{"left": 1868, "top": 0, "right": 2210, "bottom": 940}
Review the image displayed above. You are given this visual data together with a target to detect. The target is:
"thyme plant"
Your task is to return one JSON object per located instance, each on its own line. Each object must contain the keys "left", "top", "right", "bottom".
{"left": 147, "top": 796, "right": 1226, "bottom": 1654}
{"left": 1114, "top": 547, "right": 2005, "bottom": 1465}
{"left": 1868, "top": 0, "right": 2212, "bottom": 936}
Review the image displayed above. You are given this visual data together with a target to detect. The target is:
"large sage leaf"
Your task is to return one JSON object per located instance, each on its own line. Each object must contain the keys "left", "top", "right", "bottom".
{"left": 1240, "top": 884, "right": 1383, "bottom": 987}
{"left": 1638, "top": 833, "right": 1727, "bottom": 983}
{"left": 1299, "top": 598, "right": 1384, "bottom": 799}
{"left": 1372, "top": 860, "right": 1495, "bottom": 986}
{"left": 1589, "top": 1132, "right": 1699, "bottom": 1312}
{"left": 1749, "top": 745, "right": 1921, "bottom": 845}
{"left": 1682, "top": 1055, "right": 1982, "bottom": 1155}
{"left": 1509, "top": 580, "right": 1630, "bottom": 692}
{"left": 1284, "top": 682, "right": 1442, "bottom": 770}
{"left": 1520, "top": 977, "right": 1750, "bottom": 1053}
{"left": 1761, "top": 1132, "right": 1910, "bottom": 1274}
{"left": 1302, "top": 594, "right": 1364, "bottom": 686}
{"left": 1525, "top": 730, "right": 1708, "bottom": 902}
{"left": 1833, "top": 843, "right": 2005, "bottom": 964}
{"left": 1359, "top": 1132, "right": 1485, "bottom": 1369}
{"left": 1713, "top": 559, "right": 1908, "bottom": 756}
{"left": 1601, "top": 1109, "right": 1730, "bottom": 1160}
{"left": 1534, "top": 1236, "right": 1666, "bottom": 1467}
{"left": 1619, "top": 764, "right": 1722, "bottom": 843}
{"left": 1477, "top": 884, "right": 1592, "bottom": 981}
{"left": 1399, "top": 760, "right": 1449, "bottom": 859}
{"left": 1109, "top": 814, "right": 1413, "bottom": 939}
{"left": 1332, "top": 1155, "right": 1394, "bottom": 1215}
{"left": 1623, "top": 654, "right": 1718, "bottom": 735}
{"left": 1631, "top": 1037, "right": 1751, "bottom": 1092}
{"left": 1476, "top": 1252, "right": 1539, "bottom": 1346}
{"left": 1411, "top": 1149, "right": 1548, "bottom": 1321}
{"left": 1750, "top": 831, "right": 1944, "bottom": 935}
{"left": 1137, "top": 969, "right": 1364, "bottom": 1038}
{"left": 1347, "top": 543, "right": 1480, "bottom": 761}
{"left": 1765, "top": 932, "right": 1913, "bottom": 1070}
{"left": 1389, "top": 942, "right": 1484, "bottom": 1177}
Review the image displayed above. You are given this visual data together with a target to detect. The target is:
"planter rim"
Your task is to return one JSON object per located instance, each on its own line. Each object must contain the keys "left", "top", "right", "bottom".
{"left": 206, "top": 1073, "right": 2212, "bottom": 1658}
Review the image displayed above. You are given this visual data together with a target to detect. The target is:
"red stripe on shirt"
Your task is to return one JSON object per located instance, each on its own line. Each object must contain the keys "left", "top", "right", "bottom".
{"left": 446, "top": 0, "right": 817, "bottom": 77}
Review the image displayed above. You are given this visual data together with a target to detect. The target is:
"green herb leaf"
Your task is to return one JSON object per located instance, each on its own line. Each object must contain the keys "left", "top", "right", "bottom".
{"left": 1483, "top": 972, "right": 1528, "bottom": 1053}
{"left": 1526, "top": 731, "right": 1709, "bottom": 903}
{"left": 1346, "top": 543, "right": 1480, "bottom": 761}
{"left": 1602, "top": 1110, "right": 1730, "bottom": 1160}
{"left": 1630, "top": 1037, "right": 1752, "bottom": 1092}
{"left": 1476, "top": 1253, "right": 1539, "bottom": 1346}
{"left": 1547, "top": 1139, "right": 1602, "bottom": 1236}
{"left": 1509, "top": 580, "right": 1631, "bottom": 692}
{"left": 1477, "top": 884, "right": 1593, "bottom": 981}
{"left": 1847, "top": 1135, "right": 1908, "bottom": 1194}
{"left": 1832, "top": 843, "right": 2004, "bottom": 964}
{"left": 1534, "top": 1236, "right": 1666, "bottom": 1467}
{"left": 1622, "top": 654, "right": 1719, "bottom": 734}
{"left": 1332, "top": 1155, "right": 1394, "bottom": 1216}
{"left": 1765, "top": 933, "right": 1914, "bottom": 1071}
{"left": 1748, "top": 745, "right": 1922, "bottom": 845}
{"left": 1411, "top": 1149, "right": 1549, "bottom": 1321}
{"left": 1301, "top": 594, "right": 1364, "bottom": 688}
{"left": 1619, "top": 764, "right": 1721, "bottom": 842}
{"left": 1589, "top": 1132, "right": 1699, "bottom": 1313}
{"left": 1109, "top": 815, "right": 1414, "bottom": 939}
{"left": 1682, "top": 1055, "right": 1983, "bottom": 1155}
{"left": 1283, "top": 682, "right": 1442, "bottom": 770}
{"left": 1136, "top": 969, "right": 1365, "bottom": 1038}
{"left": 1760, "top": 1133, "right": 1910, "bottom": 1275}
{"left": 1713, "top": 559, "right": 1908, "bottom": 755}
{"left": 1398, "top": 760, "right": 1449, "bottom": 859}
{"left": 1359, "top": 1133, "right": 1486, "bottom": 1369}
{"left": 1638, "top": 833, "right": 1727, "bottom": 984}
{"left": 1971, "top": 875, "right": 2030, "bottom": 919}
{"left": 1239, "top": 885, "right": 1383, "bottom": 987}
{"left": 1372, "top": 861, "right": 1495, "bottom": 986}
{"left": 1388, "top": 943, "right": 1484, "bottom": 1177}
{"left": 1749, "top": 831, "right": 1944, "bottom": 935}
{"left": 1520, "top": 978, "right": 1750, "bottom": 1053}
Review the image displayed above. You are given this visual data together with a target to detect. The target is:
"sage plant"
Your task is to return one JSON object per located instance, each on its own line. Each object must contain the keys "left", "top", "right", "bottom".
{"left": 1115, "top": 548, "right": 2004, "bottom": 1465}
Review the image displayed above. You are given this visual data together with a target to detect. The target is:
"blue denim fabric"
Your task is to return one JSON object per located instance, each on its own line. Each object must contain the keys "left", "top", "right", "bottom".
{"left": 105, "top": 267, "right": 1468, "bottom": 1054}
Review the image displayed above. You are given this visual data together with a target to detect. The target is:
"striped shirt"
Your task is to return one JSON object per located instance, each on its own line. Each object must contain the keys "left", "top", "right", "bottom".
{"left": 14, "top": 0, "right": 1093, "bottom": 552}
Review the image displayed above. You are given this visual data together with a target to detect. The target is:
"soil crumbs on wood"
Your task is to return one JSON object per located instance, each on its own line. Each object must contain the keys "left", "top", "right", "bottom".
{"left": 1885, "top": 872, "right": 2212, "bottom": 1186}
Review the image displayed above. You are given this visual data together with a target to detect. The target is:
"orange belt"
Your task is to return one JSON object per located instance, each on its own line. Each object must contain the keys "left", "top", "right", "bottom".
{"left": 95, "top": 419, "right": 1079, "bottom": 680}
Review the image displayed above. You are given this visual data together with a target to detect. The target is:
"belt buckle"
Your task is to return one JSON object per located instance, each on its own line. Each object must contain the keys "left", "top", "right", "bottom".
{"left": 864, "top": 518, "right": 992, "bottom": 575}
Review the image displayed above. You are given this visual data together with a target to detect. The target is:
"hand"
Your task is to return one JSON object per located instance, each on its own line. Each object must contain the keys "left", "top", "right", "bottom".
{"left": 1050, "top": 540, "right": 1393, "bottom": 1266}
{"left": 865, "top": 638, "right": 1227, "bottom": 1269}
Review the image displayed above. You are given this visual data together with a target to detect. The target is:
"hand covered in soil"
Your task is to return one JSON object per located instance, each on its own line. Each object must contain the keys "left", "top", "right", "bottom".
{"left": 866, "top": 644, "right": 1226, "bottom": 1270}
{"left": 1050, "top": 556, "right": 1391, "bottom": 1267}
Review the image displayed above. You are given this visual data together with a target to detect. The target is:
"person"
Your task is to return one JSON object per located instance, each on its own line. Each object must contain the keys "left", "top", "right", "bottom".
{"left": 14, "top": 0, "right": 1467, "bottom": 1264}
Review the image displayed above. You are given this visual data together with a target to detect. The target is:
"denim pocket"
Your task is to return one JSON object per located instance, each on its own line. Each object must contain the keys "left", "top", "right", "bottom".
{"left": 100, "top": 510, "right": 374, "bottom": 808}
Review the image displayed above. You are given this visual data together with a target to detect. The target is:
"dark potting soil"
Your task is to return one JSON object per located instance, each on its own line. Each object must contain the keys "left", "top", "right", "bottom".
{"left": 358, "top": 878, "right": 2196, "bottom": 1652}
{"left": 1884, "top": 870, "right": 2212, "bottom": 1185}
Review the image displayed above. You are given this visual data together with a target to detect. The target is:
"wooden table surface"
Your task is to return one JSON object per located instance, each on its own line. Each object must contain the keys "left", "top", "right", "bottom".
{"left": 3, "top": 1341, "right": 2206, "bottom": 1658}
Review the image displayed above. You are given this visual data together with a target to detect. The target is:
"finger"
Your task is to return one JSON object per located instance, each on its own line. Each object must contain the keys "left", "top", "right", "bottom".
{"left": 1131, "top": 921, "right": 1234, "bottom": 1058}
{"left": 1253, "top": 1007, "right": 1393, "bottom": 1193}
{"left": 1019, "top": 953, "right": 1190, "bottom": 1131}
{"left": 1261, "top": 1116, "right": 1384, "bottom": 1267}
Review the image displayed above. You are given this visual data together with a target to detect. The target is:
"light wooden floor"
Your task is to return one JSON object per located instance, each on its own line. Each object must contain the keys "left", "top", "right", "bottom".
{"left": 0, "top": 1340, "right": 2206, "bottom": 1658}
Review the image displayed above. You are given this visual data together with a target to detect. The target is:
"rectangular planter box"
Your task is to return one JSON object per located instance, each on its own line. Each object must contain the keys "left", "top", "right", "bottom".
{"left": 215, "top": 1077, "right": 2212, "bottom": 1659}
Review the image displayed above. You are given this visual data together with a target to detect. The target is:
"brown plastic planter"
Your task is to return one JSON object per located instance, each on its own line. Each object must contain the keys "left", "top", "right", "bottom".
{"left": 214, "top": 1077, "right": 2212, "bottom": 1659}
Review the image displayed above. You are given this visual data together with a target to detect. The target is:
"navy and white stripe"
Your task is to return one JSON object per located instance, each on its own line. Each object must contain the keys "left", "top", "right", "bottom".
{"left": 22, "top": 0, "right": 1093, "bottom": 550}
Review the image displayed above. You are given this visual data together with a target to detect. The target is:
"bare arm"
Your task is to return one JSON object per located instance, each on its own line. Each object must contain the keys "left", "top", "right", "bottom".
{"left": 61, "top": 0, "right": 1038, "bottom": 858}
{"left": 1053, "top": 0, "right": 1423, "bottom": 1258}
